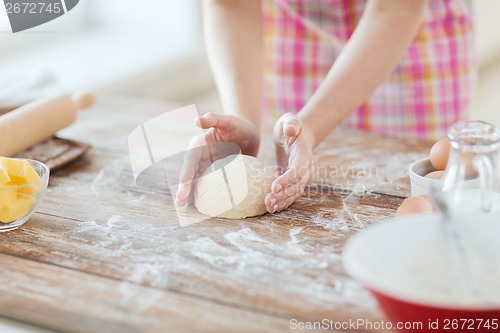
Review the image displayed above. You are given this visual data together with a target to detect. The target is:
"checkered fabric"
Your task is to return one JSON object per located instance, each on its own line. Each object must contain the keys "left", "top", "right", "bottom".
{"left": 263, "top": 0, "right": 474, "bottom": 140}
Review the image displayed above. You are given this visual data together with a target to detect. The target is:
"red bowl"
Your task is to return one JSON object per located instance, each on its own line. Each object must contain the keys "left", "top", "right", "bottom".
{"left": 343, "top": 213, "right": 500, "bottom": 333}
{"left": 370, "top": 289, "right": 500, "bottom": 333}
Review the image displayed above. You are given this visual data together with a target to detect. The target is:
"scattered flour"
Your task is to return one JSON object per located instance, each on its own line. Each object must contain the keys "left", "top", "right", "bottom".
{"left": 91, "top": 170, "right": 105, "bottom": 197}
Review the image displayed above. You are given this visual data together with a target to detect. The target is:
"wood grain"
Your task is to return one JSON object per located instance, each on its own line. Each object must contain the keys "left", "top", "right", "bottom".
{"left": 0, "top": 96, "right": 430, "bottom": 333}
{"left": 0, "top": 253, "right": 295, "bottom": 333}
{"left": 14, "top": 137, "right": 90, "bottom": 170}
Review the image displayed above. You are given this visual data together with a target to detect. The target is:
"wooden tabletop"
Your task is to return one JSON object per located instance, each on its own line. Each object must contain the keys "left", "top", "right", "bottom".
{"left": 0, "top": 96, "right": 432, "bottom": 333}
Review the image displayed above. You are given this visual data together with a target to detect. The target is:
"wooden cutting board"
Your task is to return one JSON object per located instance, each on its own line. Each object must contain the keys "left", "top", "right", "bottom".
{"left": 13, "top": 136, "right": 90, "bottom": 170}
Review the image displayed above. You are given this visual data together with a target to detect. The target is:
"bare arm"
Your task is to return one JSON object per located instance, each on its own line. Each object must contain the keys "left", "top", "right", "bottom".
{"left": 175, "top": 1, "right": 263, "bottom": 207}
{"left": 266, "top": 0, "right": 429, "bottom": 213}
{"left": 300, "top": 0, "right": 429, "bottom": 147}
{"left": 202, "top": 0, "right": 263, "bottom": 129}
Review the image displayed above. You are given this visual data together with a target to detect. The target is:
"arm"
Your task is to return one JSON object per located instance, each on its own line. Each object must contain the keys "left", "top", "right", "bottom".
{"left": 176, "top": 1, "right": 263, "bottom": 207}
{"left": 300, "top": 0, "right": 429, "bottom": 147}
{"left": 202, "top": 0, "right": 263, "bottom": 130}
{"left": 266, "top": 0, "right": 429, "bottom": 213}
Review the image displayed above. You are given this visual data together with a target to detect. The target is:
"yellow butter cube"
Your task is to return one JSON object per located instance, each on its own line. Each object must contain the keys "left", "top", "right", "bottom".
{"left": 0, "top": 183, "right": 17, "bottom": 210}
{"left": 0, "top": 157, "right": 40, "bottom": 195}
{"left": 0, "top": 157, "right": 40, "bottom": 183}
{"left": 0, "top": 162, "right": 10, "bottom": 185}
{"left": 0, "top": 195, "right": 34, "bottom": 223}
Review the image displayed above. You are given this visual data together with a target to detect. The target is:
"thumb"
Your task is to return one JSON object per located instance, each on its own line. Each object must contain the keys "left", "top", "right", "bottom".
{"left": 274, "top": 113, "right": 302, "bottom": 144}
{"left": 283, "top": 117, "right": 302, "bottom": 138}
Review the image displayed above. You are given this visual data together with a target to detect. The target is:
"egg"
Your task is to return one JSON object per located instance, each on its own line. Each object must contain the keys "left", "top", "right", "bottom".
{"left": 429, "top": 138, "right": 451, "bottom": 171}
{"left": 425, "top": 170, "right": 445, "bottom": 180}
{"left": 396, "top": 195, "right": 434, "bottom": 217}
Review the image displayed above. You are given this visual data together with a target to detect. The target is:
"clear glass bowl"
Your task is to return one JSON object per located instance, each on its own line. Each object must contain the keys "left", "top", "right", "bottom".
{"left": 0, "top": 159, "right": 50, "bottom": 232}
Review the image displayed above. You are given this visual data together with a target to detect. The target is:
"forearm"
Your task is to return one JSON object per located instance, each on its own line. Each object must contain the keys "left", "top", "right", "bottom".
{"left": 300, "top": 0, "right": 429, "bottom": 147}
{"left": 202, "top": 0, "right": 263, "bottom": 129}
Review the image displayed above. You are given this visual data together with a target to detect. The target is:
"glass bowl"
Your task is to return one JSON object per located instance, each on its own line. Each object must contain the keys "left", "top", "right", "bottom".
{"left": 0, "top": 159, "right": 50, "bottom": 232}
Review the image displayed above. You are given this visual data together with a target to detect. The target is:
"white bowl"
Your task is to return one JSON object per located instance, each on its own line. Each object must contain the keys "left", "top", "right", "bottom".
{"left": 343, "top": 212, "right": 500, "bottom": 330}
{"left": 409, "top": 157, "right": 481, "bottom": 197}
{"left": 408, "top": 158, "right": 441, "bottom": 196}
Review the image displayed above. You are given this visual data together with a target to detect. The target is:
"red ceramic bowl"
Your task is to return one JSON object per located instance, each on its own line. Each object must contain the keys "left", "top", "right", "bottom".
{"left": 370, "top": 289, "right": 500, "bottom": 333}
{"left": 343, "top": 213, "right": 500, "bottom": 333}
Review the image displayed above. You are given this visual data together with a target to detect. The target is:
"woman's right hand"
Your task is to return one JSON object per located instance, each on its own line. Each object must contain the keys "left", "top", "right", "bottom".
{"left": 175, "top": 112, "right": 260, "bottom": 207}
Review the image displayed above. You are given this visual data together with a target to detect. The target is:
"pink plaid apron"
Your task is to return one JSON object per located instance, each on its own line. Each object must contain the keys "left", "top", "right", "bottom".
{"left": 263, "top": 0, "right": 474, "bottom": 140}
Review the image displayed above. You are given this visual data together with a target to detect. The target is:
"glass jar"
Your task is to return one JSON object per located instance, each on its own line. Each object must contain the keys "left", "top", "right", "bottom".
{"left": 442, "top": 121, "right": 500, "bottom": 213}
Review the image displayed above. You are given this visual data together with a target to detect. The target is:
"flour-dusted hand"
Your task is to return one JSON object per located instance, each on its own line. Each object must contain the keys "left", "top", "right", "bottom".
{"left": 175, "top": 112, "right": 260, "bottom": 207}
{"left": 265, "top": 113, "right": 314, "bottom": 214}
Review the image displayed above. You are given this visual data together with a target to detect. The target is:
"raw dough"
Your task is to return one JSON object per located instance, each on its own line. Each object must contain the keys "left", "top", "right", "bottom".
{"left": 194, "top": 154, "right": 276, "bottom": 219}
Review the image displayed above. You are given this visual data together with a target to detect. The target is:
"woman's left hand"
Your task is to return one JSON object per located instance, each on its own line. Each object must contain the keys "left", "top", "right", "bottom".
{"left": 265, "top": 113, "right": 314, "bottom": 213}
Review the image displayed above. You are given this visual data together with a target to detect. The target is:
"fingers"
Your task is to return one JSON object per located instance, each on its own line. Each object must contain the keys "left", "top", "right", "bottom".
{"left": 195, "top": 113, "right": 217, "bottom": 129}
{"left": 175, "top": 180, "right": 193, "bottom": 207}
{"left": 266, "top": 143, "right": 314, "bottom": 214}
{"left": 271, "top": 167, "right": 302, "bottom": 193}
{"left": 274, "top": 113, "right": 305, "bottom": 173}
{"left": 269, "top": 113, "right": 314, "bottom": 214}
{"left": 273, "top": 113, "right": 303, "bottom": 146}
{"left": 175, "top": 140, "right": 203, "bottom": 207}
{"left": 196, "top": 112, "right": 236, "bottom": 131}
{"left": 266, "top": 180, "right": 304, "bottom": 210}
{"left": 278, "top": 192, "right": 304, "bottom": 213}
{"left": 272, "top": 144, "right": 312, "bottom": 192}
{"left": 265, "top": 185, "right": 305, "bottom": 214}
{"left": 178, "top": 112, "right": 253, "bottom": 208}
{"left": 265, "top": 164, "right": 312, "bottom": 213}
{"left": 283, "top": 115, "right": 302, "bottom": 138}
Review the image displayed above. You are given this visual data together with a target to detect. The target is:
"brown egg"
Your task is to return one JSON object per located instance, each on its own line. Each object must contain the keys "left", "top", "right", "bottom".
{"left": 429, "top": 138, "right": 451, "bottom": 171}
{"left": 396, "top": 196, "right": 434, "bottom": 217}
{"left": 425, "top": 170, "right": 445, "bottom": 180}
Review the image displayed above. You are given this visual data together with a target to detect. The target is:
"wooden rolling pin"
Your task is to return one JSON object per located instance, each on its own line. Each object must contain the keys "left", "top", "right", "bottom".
{"left": 0, "top": 92, "right": 95, "bottom": 157}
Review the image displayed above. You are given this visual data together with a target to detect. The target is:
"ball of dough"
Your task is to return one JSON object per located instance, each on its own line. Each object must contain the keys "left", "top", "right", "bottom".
{"left": 194, "top": 154, "right": 276, "bottom": 219}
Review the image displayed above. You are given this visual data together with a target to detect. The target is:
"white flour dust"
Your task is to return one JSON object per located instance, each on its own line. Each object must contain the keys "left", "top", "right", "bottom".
{"left": 311, "top": 215, "right": 350, "bottom": 233}
{"left": 340, "top": 193, "right": 364, "bottom": 230}
{"left": 170, "top": 226, "right": 372, "bottom": 307}
{"left": 310, "top": 193, "right": 364, "bottom": 233}
{"left": 91, "top": 157, "right": 136, "bottom": 198}
{"left": 117, "top": 262, "right": 166, "bottom": 313}
{"left": 91, "top": 170, "right": 105, "bottom": 197}
{"left": 288, "top": 227, "right": 303, "bottom": 245}
{"left": 56, "top": 206, "right": 375, "bottom": 312}
{"left": 64, "top": 216, "right": 175, "bottom": 313}
{"left": 106, "top": 215, "right": 123, "bottom": 228}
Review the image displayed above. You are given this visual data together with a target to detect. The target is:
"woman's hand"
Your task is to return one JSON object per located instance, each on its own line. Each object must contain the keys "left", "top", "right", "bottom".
{"left": 265, "top": 113, "right": 314, "bottom": 213}
{"left": 175, "top": 112, "right": 260, "bottom": 207}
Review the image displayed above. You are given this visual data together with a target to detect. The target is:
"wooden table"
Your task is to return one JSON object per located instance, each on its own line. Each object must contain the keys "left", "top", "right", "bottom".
{"left": 0, "top": 96, "right": 432, "bottom": 333}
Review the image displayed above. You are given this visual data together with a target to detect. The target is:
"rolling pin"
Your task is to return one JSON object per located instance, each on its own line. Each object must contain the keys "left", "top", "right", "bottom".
{"left": 0, "top": 92, "right": 95, "bottom": 157}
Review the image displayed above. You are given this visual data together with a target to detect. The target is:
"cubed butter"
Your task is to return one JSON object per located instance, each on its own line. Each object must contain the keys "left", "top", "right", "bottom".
{"left": 0, "top": 163, "right": 10, "bottom": 185}
{"left": 0, "top": 183, "right": 17, "bottom": 210}
{"left": 0, "top": 195, "right": 34, "bottom": 223}
{"left": 0, "top": 157, "right": 40, "bottom": 194}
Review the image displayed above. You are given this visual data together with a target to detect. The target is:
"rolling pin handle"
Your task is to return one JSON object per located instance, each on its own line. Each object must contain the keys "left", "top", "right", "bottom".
{"left": 73, "top": 92, "right": 96, "bottom": 109}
